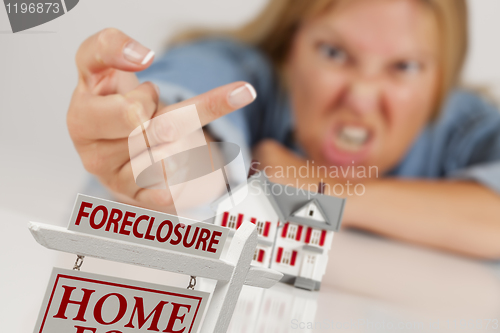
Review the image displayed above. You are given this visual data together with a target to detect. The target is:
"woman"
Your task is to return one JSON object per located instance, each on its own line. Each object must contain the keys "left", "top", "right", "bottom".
{"left": 67, "top": 0, "right": 500, "bottom": 258}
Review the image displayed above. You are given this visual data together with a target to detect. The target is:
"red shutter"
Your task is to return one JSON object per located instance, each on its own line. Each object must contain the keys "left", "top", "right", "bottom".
{"left": 281, "top": 222, "right": 289, "bottom": 238}
{"left": 276, "top": 247, "right": 283, "bottom": 263}
{"left": 305, "top": 227, "right": 312, "bottom": 243}
{"left": 319, "top": 230, "right": 327, "bottom": 246}
{"left": 291, "top": 251, "right": 297, "bottom": 266}
{"left": 263, "top": 222, "right": 270, "bottom": 237}
{"left": 296, "top": 225, "right": 303, "bottom": 241}
{"left": 236, "top": 214, "right": 244, "bottom": 229}
{"left": 221, "top": 212, "right": 229, "bottom": 227}
{"left": 250, "top": 218, "right": 256, "bottom": 224}
{"left": 257, "top": 249, "right": 264, "bottom": 263}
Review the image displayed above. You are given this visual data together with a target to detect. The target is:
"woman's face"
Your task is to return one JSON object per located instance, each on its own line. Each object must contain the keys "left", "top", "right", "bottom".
{"left": 285, "top": 0, "right": 440, "bottom": 175}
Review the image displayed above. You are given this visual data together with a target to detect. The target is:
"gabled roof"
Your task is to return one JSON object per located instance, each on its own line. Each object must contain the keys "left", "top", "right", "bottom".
{"left": 212, "top": 171, "right": 346, "bottom": 232}
{"left": 269, "top": 180, "right": 345, "bottom": 232}
{"left": 290, "top": 198, "right": 327, "bottom": 222}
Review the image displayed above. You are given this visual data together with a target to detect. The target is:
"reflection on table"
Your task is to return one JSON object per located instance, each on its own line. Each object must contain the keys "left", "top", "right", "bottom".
{"left": 217, "top": 230, "right": 500, "bottom": 332}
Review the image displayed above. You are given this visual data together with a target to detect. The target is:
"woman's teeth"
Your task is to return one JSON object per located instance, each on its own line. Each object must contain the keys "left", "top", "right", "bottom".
{"left": 335, "top": 126, "right": 369, "bottom": 151}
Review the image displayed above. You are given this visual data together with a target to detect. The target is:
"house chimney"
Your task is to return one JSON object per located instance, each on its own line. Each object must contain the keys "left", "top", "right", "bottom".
{"left": 248, "top": 159, "right": 259, "bottom": 178}
{"left": 318, "top": 182, "right": 325, "bottom": 194}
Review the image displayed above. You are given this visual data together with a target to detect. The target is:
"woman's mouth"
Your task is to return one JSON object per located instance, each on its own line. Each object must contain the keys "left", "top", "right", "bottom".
{"left": 336, "top": 126, "right": 370, "bottom": 150}
{"left": 322, "top": 124, "right": 374, "bottom": 166}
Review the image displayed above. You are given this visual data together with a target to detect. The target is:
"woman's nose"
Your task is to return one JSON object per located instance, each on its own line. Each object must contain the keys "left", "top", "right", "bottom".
{"left": 343, "top": 79, "right": 381, "bottom": 115}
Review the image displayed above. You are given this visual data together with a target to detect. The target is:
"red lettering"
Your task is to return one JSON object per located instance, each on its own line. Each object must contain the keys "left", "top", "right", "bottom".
{"left": 182, "top": 226, "right": 199, "bottom": 248}
{"left": 144, "top": 217, "right": 156, "bottom": 241}
{"left": 207, "top": 231, "right": 222, "bottom": 253}
{"left": 94, "top": 293, "right": 127, "bottom": 325}
{"left": 53, "top": 286, "right": 95, "bottom": 321}
{"left": 74, "top": 326, "right": 97, "bottom": 333}
{"left": 163, "top": 303, "right": 191, "bottom": 333}
{"left": 106, "top": 209, "right": 122, "bottom": 233}
{"left": 119, "top": 211, "right": 136, "bottom": 236}
{"left": 156, "top": 220, "right": 173, "bottom": 243}
{"left": 90, "top": 206, "right": 108, "bottom": 230}
{"left": 75, "top": 202, "right": 93, "bottom": 226}
{"left": 195, "top": 228, "right": 211, "bottom": 251}
{"left": 169, "top": 224, "right": 185, "bottom": 245}
{"left": 124, "top": 297, "right": 169, "bottom": 331}
{"left": 133, "top": 215, "right": 149, "bottom": 238}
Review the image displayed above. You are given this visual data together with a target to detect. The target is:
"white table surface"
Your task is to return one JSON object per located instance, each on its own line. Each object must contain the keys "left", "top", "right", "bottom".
{"left": 2, "top": 207, "right": 499, "bottom": 333}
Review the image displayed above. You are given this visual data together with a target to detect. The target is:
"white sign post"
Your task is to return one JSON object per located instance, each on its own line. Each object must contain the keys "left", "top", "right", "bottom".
{"left": 29, "top": 194, "right": 283, "bottom": 333}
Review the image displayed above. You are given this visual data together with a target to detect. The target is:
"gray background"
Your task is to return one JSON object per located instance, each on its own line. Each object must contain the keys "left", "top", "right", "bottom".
{"left": 0, "top": 0, "right": 499, "bottom": 224}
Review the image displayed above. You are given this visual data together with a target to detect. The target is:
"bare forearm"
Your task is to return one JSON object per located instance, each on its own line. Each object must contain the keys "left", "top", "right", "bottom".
{"left": 341, "top": 179, "right": 500, "bottom": 259}
{"left": 251, "top": 139, "right": 500, "bottom": 258}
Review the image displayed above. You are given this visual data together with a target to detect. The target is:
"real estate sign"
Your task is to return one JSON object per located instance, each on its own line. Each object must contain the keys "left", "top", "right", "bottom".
{"left": 33, "top": 268, "right": 209, "bottom": 333}
{"left": 68, "top": 194, "right": 228, "bottom": 259}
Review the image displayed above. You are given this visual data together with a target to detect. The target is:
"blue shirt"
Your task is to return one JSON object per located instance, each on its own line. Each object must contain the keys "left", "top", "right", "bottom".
{"left": 137, "top": 38, "right": 500, "bottom": 194}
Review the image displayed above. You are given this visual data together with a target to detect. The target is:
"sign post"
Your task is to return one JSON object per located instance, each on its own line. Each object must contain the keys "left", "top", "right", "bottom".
{"left": 29, "top": 194, "right": 283, "bottom": 333}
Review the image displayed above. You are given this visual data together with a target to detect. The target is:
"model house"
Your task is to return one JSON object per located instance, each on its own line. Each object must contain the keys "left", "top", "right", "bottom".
{"left": 212, "top": 170, "right": 346, "bottom": 291}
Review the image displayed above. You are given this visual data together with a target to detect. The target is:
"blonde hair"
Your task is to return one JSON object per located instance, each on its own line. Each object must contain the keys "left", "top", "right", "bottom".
{"left": 174, "top": 0, "right": 468, "bottom": 116}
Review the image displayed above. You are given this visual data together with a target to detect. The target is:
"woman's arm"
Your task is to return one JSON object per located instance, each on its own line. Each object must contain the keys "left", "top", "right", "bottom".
{"left": 345, "top": 179, "right": 500, "bottom": 259}
{"left": 253, "top": 139, "right": 500, "bottom": 259}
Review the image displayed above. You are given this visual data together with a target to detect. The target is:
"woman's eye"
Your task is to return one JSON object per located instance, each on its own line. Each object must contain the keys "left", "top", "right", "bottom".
{"left": 393, "top": 61, "right": 422, "bottom": 74}
{"left": 318, "top": 43, "right": 347, "bottom": 63}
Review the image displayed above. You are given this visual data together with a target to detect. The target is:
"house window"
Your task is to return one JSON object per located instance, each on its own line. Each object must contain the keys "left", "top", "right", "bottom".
{"left": 253, "top": 248, "right": 265, "bottom": 263}
{"left": 282, "top": 250, "right": 291, "bottom": 265}
{"left": 310, "top": 229, "right": 321, "bottom": 246}
{"left": 277, "top": 249, "right": 297, "bottom": 266}
{"left": 308, "top": 229, "right": 327, "bottom": 246}
{"left": 256, "top": 221, "right": 264, "bottom": 235}
{"left": 227, "top": 215, "right": 237, "bottom": 229}
{"left": 307, "top": 255, "right": 315, "bottom": 265}
{"left": 281, "top": 223, "right": 302, "bottom": 241}
{"left": 305, "top": 203, "right": 318, "bottom": 217}
{"left": 287, "top": 224, "right": 298, "bottom": 239}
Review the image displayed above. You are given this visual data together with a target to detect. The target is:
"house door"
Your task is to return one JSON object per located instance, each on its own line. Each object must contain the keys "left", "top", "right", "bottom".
{"left": 300, "top": 254, "right": 316, "bottom": 279}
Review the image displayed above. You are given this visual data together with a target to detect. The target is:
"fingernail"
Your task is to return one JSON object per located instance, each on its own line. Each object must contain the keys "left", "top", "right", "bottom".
{"left": 123, "top": 41, "right": 155, "bottom": 65}
{"left": 228, "top": 83, "right": 257, "bottom": 108}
